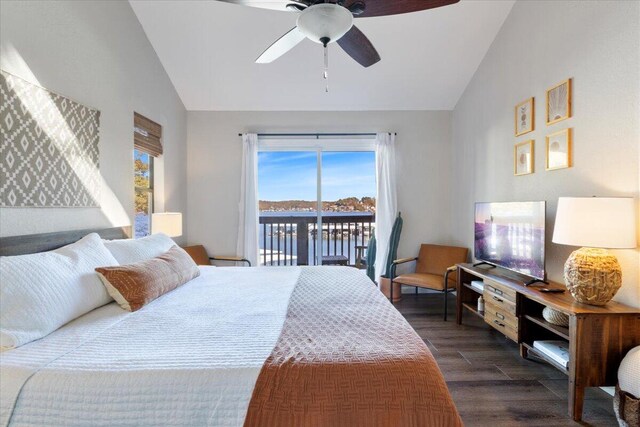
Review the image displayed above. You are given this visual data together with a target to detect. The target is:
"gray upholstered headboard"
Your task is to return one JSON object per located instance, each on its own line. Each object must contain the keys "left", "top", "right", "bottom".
{"left": 0, "top": 226, "right": 131, "bottom": 256}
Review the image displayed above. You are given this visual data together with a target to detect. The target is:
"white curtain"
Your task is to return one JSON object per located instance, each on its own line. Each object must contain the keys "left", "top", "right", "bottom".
{"left": 236, "top": 133, "right": 259, "bottom": 266}
{"left": 374, "top": 133, "right": 398, "bottom": 280}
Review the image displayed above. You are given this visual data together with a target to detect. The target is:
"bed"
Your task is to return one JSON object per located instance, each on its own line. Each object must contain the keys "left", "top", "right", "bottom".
{"left": 0, "top": 228, "right": 462, "bottom": 427}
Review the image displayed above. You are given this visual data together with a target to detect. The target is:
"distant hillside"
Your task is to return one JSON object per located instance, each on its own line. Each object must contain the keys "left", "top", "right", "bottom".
{"left": 260, "top": 197, "right": 375, "bottom": 212}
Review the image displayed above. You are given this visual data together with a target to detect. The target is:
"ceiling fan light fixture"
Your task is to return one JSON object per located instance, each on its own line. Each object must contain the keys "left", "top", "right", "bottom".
{"left": 296, "top": 3, "right": 353, "bottom": 45}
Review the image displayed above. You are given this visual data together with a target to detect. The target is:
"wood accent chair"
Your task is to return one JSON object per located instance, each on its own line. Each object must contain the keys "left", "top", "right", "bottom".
{"left": 182, "top": 245, "right": 251, "bottom": 266}
{"left": 391, "top": 244, "right": 468, "bottom": 321}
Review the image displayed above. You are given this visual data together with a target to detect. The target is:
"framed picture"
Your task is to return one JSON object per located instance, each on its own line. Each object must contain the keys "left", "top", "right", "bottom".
{"left": 515, "top": 97, "right": 534, "bottom": 136}
{"left": 546, "top": 128, "right": 572, "bottom": 170}
{"left": 514, "top": 140, "right": 534, "bottom": 176}
{"left": 546, "top": 79, "right": 571, "bottom": 125}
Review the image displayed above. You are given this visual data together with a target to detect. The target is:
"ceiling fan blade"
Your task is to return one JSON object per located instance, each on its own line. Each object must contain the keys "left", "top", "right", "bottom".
{"left": 215, "top": 0, "right": 306, "bottom": 12}
{"left": 256, "top": 27, "right": 306, "bottom": 63}
{"left": 346, "top": 0, "right": 460, "bottom": 18}
{"left": 336, "top": 25, "right": 380, "bottom": 68}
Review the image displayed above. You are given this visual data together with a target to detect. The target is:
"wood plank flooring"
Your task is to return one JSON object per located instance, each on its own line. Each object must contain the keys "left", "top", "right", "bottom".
{"left": 394, "top": 293, "right": 617, "bottom": 426}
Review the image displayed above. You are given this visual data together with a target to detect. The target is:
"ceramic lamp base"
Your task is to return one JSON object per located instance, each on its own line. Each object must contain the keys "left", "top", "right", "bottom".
{"left": 564, "top": 247, "right": 622, "bottom": 306}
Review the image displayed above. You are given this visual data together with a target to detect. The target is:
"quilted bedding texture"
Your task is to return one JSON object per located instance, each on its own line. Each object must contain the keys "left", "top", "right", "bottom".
{"left": 1, "top": 266, "right": 459, "bottom": 427}
{"left": 244, "top": 267, "right": 462, "bottom": 427}
{"left": 1, "top": 266, "right": 299, "bottom": 427}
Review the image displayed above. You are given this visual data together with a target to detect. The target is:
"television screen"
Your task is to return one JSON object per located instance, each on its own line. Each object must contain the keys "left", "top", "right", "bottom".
{"left": 474, "top": 201, "right": 546, "bottom": 280}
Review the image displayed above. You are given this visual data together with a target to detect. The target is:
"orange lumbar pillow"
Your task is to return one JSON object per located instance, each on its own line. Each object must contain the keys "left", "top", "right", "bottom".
{"left": 95, "top": 245, "right": 200, "bottom": 312}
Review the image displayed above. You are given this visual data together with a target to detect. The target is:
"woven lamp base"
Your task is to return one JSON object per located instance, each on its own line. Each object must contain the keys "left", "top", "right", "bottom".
{"left": 564, "top": 247, "right": 622, "bottom": 306}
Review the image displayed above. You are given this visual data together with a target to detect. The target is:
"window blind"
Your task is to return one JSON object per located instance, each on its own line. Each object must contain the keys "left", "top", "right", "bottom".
{"left": 134, "top": 112, "right": 163, "bottom": 157}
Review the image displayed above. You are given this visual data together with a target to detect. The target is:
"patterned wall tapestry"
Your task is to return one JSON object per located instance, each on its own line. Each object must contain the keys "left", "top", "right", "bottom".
{"left": 0, "top": 70, "right": 101, "bottom": 207}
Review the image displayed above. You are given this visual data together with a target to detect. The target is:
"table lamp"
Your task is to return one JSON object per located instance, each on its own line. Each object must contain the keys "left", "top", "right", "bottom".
{"left": 552, "top": 197, "right": 636, "bottom": 305}
{"left": 151, "top": 212, "right": 183, "bottom": 237}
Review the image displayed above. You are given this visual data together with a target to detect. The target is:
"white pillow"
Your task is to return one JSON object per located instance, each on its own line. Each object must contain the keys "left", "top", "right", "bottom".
{"left": 103, "top": 233, "right": 175, "bottom": 265}
{"left": 0, "top": 233, "right": 118, "bottom": 349}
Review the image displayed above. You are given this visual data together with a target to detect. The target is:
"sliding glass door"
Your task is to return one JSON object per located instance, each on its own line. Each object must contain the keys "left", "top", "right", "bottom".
{"left": 258, "top": 138, "right": 376, "bottom": 267}
{"left": 320, "top": 151, "right": 376, "bottom": 266}
{"left": 258, "top": 150, "right": 320, "bottom": 266}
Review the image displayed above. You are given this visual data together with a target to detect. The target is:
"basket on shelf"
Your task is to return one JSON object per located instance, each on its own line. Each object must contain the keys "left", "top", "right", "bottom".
{"left": 542, "top": 306, "right": 569, "bottom": 327}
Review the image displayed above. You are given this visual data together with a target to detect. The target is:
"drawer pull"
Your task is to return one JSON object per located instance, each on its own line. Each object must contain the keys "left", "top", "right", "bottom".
{"left": 494, "top": 320, "right": 505, "bottom": 327}
{"left": 494, "top": 288, "right": 504, "bottom": 296}
{"left": 492, "top": 295, "right": 504, "bottom": 303}
{"left": 496, "top": 312, "right": 505, "bottom": 320}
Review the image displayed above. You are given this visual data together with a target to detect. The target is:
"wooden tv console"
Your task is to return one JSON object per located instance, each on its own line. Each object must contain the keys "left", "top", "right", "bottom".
{"left": 456, "top": 263, "right": 640, "bottom": 422}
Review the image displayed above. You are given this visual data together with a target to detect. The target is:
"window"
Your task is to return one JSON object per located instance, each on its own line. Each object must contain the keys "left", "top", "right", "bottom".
{"left": 134, "top": 150, "right": 153, "bottom": 238}
{"left": 133, "top": 113, "right": 162, "bottom": 238}
{"left": 257, "top": 137, "right": 376, "bottom": 266}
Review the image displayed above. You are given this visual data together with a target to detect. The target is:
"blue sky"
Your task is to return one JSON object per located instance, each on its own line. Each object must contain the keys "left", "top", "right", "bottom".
{"left": 258, "top": 151, "right": 376, "bottom": 201}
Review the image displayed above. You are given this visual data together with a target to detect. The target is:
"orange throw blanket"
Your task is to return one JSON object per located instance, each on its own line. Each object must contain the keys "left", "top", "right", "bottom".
{"left": 244, "top": 267, "right": 463, "bottom": 427}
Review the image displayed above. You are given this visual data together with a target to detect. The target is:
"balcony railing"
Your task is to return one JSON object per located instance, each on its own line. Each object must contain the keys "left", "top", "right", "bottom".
{"left": 259, "top": 212, "right": 375, "bottom": 266}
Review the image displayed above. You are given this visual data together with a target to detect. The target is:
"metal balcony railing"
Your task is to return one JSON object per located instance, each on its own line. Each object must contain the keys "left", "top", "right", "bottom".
{"left": 259, "top": 212, "right": 374, "bottom": 266}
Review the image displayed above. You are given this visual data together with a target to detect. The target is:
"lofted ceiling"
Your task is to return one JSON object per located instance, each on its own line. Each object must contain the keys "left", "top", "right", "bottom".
{"left": 129, "top": 0, "right": 514, "bottom": 111}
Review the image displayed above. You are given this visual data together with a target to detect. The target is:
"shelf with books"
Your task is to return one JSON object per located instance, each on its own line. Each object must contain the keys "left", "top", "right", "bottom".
{"left": 462, "top": 282, "right": 483, "bottom": 294}
{"left": 521, "top": 342, "right": 569, "bottom": 373}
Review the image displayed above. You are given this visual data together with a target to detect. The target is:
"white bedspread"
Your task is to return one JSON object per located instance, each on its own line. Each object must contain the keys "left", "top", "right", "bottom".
{"left": 0, "top": 266, "right": 302, "bottom": 427}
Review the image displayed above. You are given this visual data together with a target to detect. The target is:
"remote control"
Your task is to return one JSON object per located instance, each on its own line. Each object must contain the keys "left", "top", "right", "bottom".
{"left": 539, "top": 288, "right": 565, "bottom": 293}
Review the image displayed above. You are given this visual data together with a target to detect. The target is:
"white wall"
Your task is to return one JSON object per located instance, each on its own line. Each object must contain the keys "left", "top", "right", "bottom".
{"left": 451, "top": 1, "right": 640, "bottom": 307}
{"left": 187, "top": 111, "right": 453, "bottom": 262}
{"left": 0, "top": 0, "right": 187, "bottom": 240}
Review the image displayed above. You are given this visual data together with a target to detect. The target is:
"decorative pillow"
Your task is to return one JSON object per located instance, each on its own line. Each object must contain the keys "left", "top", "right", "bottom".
{"left": 103, "top": 233, "right": 175, "bottom": 265}
{"left": 95, "top": 245, "right": 200, "bottom": 312}
{"left": 0, "top": 233, "right": 119, "bottom": 349}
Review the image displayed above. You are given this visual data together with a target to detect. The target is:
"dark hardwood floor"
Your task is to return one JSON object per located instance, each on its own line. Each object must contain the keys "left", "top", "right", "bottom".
{"left": 394, "top": 293, "right": 617, "bottom": 427}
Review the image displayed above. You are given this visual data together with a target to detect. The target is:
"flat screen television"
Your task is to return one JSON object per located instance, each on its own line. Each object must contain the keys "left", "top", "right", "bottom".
{"left": 474, "top": 201, "right": 546, "bottom": 281}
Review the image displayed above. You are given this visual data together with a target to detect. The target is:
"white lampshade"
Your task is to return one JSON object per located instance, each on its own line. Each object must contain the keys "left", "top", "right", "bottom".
{"left": 296, "top": 4, "right": 353, "bottom": 44}
{"left": 552, "top": 197, "right": 636, "bottom": 249}
{"left": 151, "top": 212, "right": 182, "bottom": 237}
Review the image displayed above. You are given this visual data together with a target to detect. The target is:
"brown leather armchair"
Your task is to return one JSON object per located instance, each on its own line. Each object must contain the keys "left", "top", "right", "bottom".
{"left": 391, "top": 244, "right": 468, "bottom": 321}
{"left": 182, "top": 245, "right": 251, "bottom": 266}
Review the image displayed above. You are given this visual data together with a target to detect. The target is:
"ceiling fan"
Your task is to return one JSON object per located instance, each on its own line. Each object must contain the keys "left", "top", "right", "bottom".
{"left": 217, "top": 0, "right": 460, "bottom": 90}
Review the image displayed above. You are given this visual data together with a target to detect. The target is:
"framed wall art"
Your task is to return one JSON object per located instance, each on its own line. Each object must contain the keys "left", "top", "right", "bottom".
{"left": 515, "top": 97, "right": 534, "bottom": 136}
{"left": 546, "top": 79, "right": 572, "bottom": 125}
{"left": 546, "top": 128, "right": 572, "bottom": 170}
{"left": 514, "top": 140, "right": 534, "bottom": 176}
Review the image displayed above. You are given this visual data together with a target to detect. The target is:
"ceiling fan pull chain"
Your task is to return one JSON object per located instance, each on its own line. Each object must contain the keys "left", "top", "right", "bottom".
{"left": 323, "top": 43, "right": 329, "bottom": 93}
